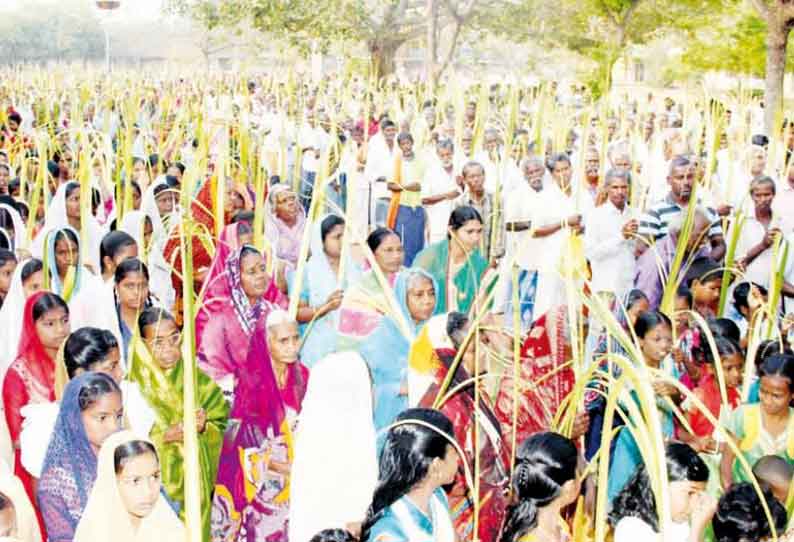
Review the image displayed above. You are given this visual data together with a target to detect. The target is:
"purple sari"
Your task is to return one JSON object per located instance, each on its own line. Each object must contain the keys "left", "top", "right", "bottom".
{"left": 211, "top": 325, "right": 309, "bottom": 542}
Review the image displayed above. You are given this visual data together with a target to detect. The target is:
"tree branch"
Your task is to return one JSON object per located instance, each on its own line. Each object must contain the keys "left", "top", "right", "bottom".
{"left": 436, "top": 16, "right": 463, "bottom": 78}
{"left": 747, "top": 0, "right": 769, "bottom": 21}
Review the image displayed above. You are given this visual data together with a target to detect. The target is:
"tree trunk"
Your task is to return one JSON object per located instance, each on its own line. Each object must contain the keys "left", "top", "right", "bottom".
{"left": 368, "top": 38, "right": 400, "bottom": 81}
{"left": 764, "top": 19, "right": 791, "bottom": 136}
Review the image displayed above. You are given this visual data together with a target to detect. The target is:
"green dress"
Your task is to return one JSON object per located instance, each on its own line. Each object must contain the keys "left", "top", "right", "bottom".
{"left": 128, "top": 340, "right": 229, "bottom": 542}
{"left": 724, "top": 403, "right": 794, "bottom": 484}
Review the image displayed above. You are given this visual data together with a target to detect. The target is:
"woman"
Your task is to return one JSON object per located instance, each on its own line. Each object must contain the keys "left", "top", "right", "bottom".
{"left": 37, "top": 372, "right": 124, "bottom": 542}
{"left": 290, "top": 214, "right": 360, "bottom": 368}
{"left": 129, "top": 307, "right": 227, "bottom": 541}
{"left": 289, "top": 352, "right": 377, "bottom": 542}
{"left": 41, "top": 228, "right": 95, "bottom": 305}
{"left": 0, "top": 259, "right": 43, "bottom": 373}
{"left": 3, "top": 292, "right": 69, "bottom": 506}
{"left": 0, "top": 202, "right": 25, "bottom": 252}
{"left": 197, "top": 245, "right": 284, "bottom": 394}
{"left": 500, "top": 433, "right": 580, "bottom": 542}
{"left": 417, "top": 312, "right": 509, "bottom": 542}
{"left": 264, "top": 184, "right": 306, "bottom": 269}
{"left": 119, "top": 210, "right": 175, "bottom": 311}
{"left": 361, "top": 408, "right": 458, "bottom": 542}
{"left": 609, "top": 443, "right": 715, "bottom": 542}
{"left": 413, "top": 206, "right": 493, "bottom": 315}
{"left": 32, "top": 182, "right": 106, "bottom": 272}
{"left": 74, "top": 432, "right": 184, "bottom": 542}
{"left": 337, "top": 228, "right": 404, "bottom": 348}
{"left": 359, "top": 268, "right": 436, "bottom": 431}
{"left": 0, "top": 463, "right": 42, "bottom": 542}
{"left": 212, "top": 317, "right": 308, "bottom": 542}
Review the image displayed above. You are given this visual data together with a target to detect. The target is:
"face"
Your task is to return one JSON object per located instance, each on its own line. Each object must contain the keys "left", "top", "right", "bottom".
{"left": 383, "top": 126, "right": 397, "bottom": 145}
{"left": 751, "top": 148, "right": 767, "bottom": 174}
{"left": 274, "top": 190, "right": 298, "bottom": 222}
{"left": 65, "top": 189, "right": 81, "bottom": 220}
{"left": 627, "top": 298, "right": 650, "bottom": 326}
{"left": 437, "top": 146, "right": 453, "bottom": 169}
{"left": 268, "top": 321, "right": 300, "bottom": 365}
{"left": 551, "top": 160, "right": 572, "bottom": 189}
{"left": 431, "top": 444, "right": 459, "bottom": 487}
{"left": 239, "top": 251, "right": 269, "bottom": 300}
{"left": 0, "top": 167, "right": 9, "bottom": 194}
{"left": 323, "top": 224, "right": 344, "bottom": 259}
{"left": 720, "top": 352, "right": 744, "bottom": 389}
{"left": 450, "top": 219, "right": 483, "bottom": 253}
{"left": 759, "top": 375, "right": 793, "bottom": 417}
{"left": 116, "top": 271, "right": 149, "bottom": 311}
{"left": 132, "top": 161, "right": 146, "bottom": 181}
{"left": 373, "top": 234, "right": 404, "bottom": 274}
{"left": 143, "top": 318, "right": 181, "bottom": 371}
{"left": 87, "top": 346, "right": 123, "bottom": 384}
{"left": 751, "top": 183, "right": 775, "bottom": 213}
{"left": 398, "top": 137, "right": 414, "bottom": 157}
{"left": 166, "top": 165, "right": 182, "bottom": 182}
{"left": 406, "top": 275, "right": 436, "bottom": 323}
{"left": 606, "top": 177, "right": 629, "bottom": 209}
{"left": 22, "top": 270, "right": 43, "bottom": 298}
{"left": 35, "top": 306, "right": 70, "bottom": 352}
{"left": 142, "top": 219, "right": 153, "bottom": 252}
{"left": 463, "top": 166, "right": 485, "bottom": 194}
{"left": 639, "top": 322, "right": 673, "bottom": 366}
{"left": 117, "top": 452, "right": 162, "bottom": 522}
{"left": 668, "top": 165, "right": 695, "bottom": 201}
{"left": 81, "top": 391, "right": 124, "bottom": 452}
{"left": 0, "top": 504, "right": 16, "bottom": 538}
{"left": 484, "top": 134, "right": 499, "bottom": 153}
{"left": 522, "top": 162, "right": 544, "bottom": 191}
{"left": 692, "top": 278, "right": 721, "bottom": 309}
{"left": 0, "top": 260, "right": 16, "bottom": 298}
{"left": 669, "top": 480, "right": 707, "bottom": 523}
{"left": 585, "top": 152, "right": 600, "bottom": 179}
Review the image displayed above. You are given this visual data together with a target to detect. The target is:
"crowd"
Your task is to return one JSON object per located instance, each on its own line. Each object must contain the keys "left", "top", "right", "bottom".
{"left": 0, "top": 68, "right": 791, "bottom": 542}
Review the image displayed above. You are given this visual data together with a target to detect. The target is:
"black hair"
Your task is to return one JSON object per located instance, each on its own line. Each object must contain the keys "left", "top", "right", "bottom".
{"left": 634, "top": 311, "right": 672, "bottom": 339}
{"left": 32, "top": 292, "right": 69, "bottom": 321}
{"left": 693, "top": 335, "right": 742, "bottom": 367}
{"left": 21, "top": 258, "right": 42, "bottom": 283}
{"left": 130, "top": 180, "right": 142, "bottom": 198}
{"left": 751, "top": 175, "right": 776, "bottom": 195}
{"left": 366, "top": 227, "right": 399, "bottom": 254}
{"left": 758, "top": 354, "right": 794, "bottom": 392}
{"left": 609, "top": 442, "right": 709, "bottom": 531}
{"left": 708, "top": 318, "right": 742, "bottom": 346}
{"left": 0, "top": 491, "right": 11, "bottom": 512}
{"left": 675, "top": 285, "right": 693, "bottom": 308}
{"left": 239, "top": 245, "right": 260, "bottom": 262}
{"left": 712, "top": 482, "right": 787, "bottom": 542}
{"left": 446, "top": 311, "right": 469, "bottom": 350}
{"left": 77, "top": 371, "right": 121, "bottom": 412}
{"left": 138, "top": 307, "right": 176, "bottom": 336}
{"left": 381, "top": 119, "right": 396, "bottom": 130}
{"left": 501, "top": 432, "right": 578, "bottom": 542}
{"left": 320, "top": 214, "right": 344, "bottom": 243}
{"left": 624, "top": 289, "right": 649, "bottom": 311}
{"left": 53, "top": 227, "right": 80, "bottom": 249}
{"left": 308, "top": 529, "right": 356, "bottom": 542}
{"left": 100, "top": 231, "right": 137, "bottom": 274}
{"left": 397, "top": 132, "right": 414, "bottom": 145}
{"left": 360, "top": 408, "right": 455, "bottom": 542}
{"left": 733, "top": 282, "right": 768, "bottom": 315}
{"left": 113, "top": 439, "right": 158, "bottom": 475}
{"left": 757, "top": 341, "right": 794, "bottom": 371}
{"left": 0, "top": 208, "right": 15, "bottom": 236}
{"left": 546, "top": 152, "right": 572, "bottom": 171}
{"left": 685, "top": 257, "right": 721, "bottom": 287}
{"left": 0, "top": 249, "right": 16, "bottom": 268}
{"left": 153, "top": 183, "right": 170, "bottom": 199}
{"left": 64, "top": 181, "right": 80, "bottom": 199}
{"left": 114, "top": 257, "right": 149, "bottom": 285}
{"left": 64, "top": 328, "right": 119, "bottom": 379}
{"left": 447, "top": 206, "right": 483, "bottom": 238}
{"left": 231, "top": 210, "right": 255, "bottom": 225}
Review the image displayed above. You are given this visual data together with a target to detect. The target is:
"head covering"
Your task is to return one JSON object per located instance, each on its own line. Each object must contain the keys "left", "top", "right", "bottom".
{"left": 0, "top": 465, "right": 42, "bottom": 542}
{"left": 37, "top": 373, "right": 109, "bottom": 541}
{"left": 139, "top": 178, "right": 168, "bottom": 242}
{"left": 0, "top": 262, "right": 30, "bottom": 373}
{"left": 0, "top": 204, "right": 25, "bottom": 251}
{"left": 74, "top": 431, "right": 185, "bottom": 542}
{"left": 15, "top": 292, "right": 56, "bottom": 394}
{"left": 43, "top": 227, "right": 84, "bottom": 302}
{"left": 288, "top": 352, "right": 377, "bottom": 542}
{"left": 264, "top": 184, "right": 306, "bottom": 268}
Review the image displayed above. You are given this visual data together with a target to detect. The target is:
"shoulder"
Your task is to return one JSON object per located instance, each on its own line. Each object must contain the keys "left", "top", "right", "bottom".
{"left": 614, "top": 516, "right": 657, "bottom": 541}
{"left": 367, "top": 510, "right": 408, "bottom": 542}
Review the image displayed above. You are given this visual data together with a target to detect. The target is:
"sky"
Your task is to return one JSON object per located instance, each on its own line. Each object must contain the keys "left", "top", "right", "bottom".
{"left": 1, "top": 0, "right": 164, "bottom": 19}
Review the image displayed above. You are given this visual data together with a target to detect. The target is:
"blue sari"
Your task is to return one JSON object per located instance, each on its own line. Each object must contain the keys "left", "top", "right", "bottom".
{"left": 359, "top": 269, "right": 437, "bottom": 432}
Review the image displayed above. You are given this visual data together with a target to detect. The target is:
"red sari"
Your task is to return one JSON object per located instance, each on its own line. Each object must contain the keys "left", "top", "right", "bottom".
{"left": 2, "top": 292, "right": 57, "bottom": 532}
{"left": 494, "top": 306, "right": 575, "bottom": 456}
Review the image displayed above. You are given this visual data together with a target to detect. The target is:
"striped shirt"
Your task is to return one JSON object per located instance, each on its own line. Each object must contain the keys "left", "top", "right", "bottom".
{"left": 638, "top": 194, "right": 723, "bottom": 242}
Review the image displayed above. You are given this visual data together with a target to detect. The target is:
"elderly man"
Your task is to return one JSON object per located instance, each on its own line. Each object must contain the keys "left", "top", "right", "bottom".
{"left": 454, "top": 161, "right": 502, "bottom": 259}
{"left": 635, "top": 207, "right": 712, "bottom": 310}
{"left": 422, "top": 138, "right": 461, "bottom": 244}
{"left": 585, "top": 168, "right": 637, "bottom": 302}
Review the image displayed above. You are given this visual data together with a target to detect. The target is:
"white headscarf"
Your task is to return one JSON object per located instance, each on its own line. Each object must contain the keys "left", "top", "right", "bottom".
{"left": 0, "top": 460, "right": 42, "bottom": 542}
{"left": 0, "top": 204, "right": 25, "bottom": 251}
{"left": 0, "top": 262, "right": 29, "bottom": 373}
{"left": 288, "top": 351, "right": 378, "bottom": 542}
{"left": 140, "top": 177, "right": 169, "bottom": 246}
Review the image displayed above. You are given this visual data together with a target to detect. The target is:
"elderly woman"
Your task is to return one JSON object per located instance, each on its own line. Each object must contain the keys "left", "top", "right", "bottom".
{"left": 265, "top": 184, "right": 307, "bottom": 270}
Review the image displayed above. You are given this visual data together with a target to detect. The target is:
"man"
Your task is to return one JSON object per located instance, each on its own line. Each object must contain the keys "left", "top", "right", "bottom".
{"left": 422, "top": 139, "right": 461, "bottom": 244}
{"left": 474, "top": 128, "right": 502, "bottom": 194}
{"left": 504, "top": 156, "right": 546, "bottom": 270}
{"left": 577, "top": 147, "right": 601, "bottom": 208}
{"left": 638, "top": 155, "right": 726, "bottom": 260}
{"left": 635, "top": 207, "right": 712, "bottom": 310}
{"left": 388, "top": 132, "right": 427, "bottom": 265}
{"left": 734, "top": 176, "right": 794, "bottom": 298}
{"left": 454, "top": 161, "right": 502, "bottom": 259}
{"left": 364, "top": 118, "right": 398, "bottom": 227}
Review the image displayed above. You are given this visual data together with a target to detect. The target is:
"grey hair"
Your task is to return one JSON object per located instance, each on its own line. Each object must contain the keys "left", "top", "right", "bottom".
{"left": 668, "top": 207, "right": 708, "bottom": 236}
{"left": 462, "top": 161, "right": 485, "bottom": 178}
{"left": 667, "top": 155, "right": 691, "bottom": 176}
{"left": 521, "top": 156, "right": 545, "bottom": 171}
{"left": 436, "top": 138, "right": 455, "bottom": 153}
{"left": 405, "top": 269, "right": 435, "bottom": 291}
{"left": 604, "top": 168, "right": 631, "bottom": 187}
{"left": 266, "top": 309, "right": 295, "bottom": 330}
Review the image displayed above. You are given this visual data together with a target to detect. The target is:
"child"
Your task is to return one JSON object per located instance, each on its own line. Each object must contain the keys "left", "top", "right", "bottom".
{"left": 721, "top": 354, "right": 794, "bottom": 488}
{"left": 753, "top": 455, "right": 794, "bottom": 506}
{"left": 686, "top": 257, "right": 722, "bottom": 319}
{"left": 747, "top": 340, "right": 793, "bottom": 403}
{"left": 712, "top": 482, "right": 787, "bottom": 542}
{"left": 731, "top": 282, "right": 768, "bottom": 347}
{"left": 673, "top": 285, "right": 701, "bottom": 390}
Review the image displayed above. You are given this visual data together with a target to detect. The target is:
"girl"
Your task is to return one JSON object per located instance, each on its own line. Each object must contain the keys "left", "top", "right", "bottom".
{"left": 130, "top": 307, "right": 227, "bottom": 540}
{"left": 74, "top": 432, "right": 184, "bottom": 542}
{"left": 113, "top": 258, "right": 152, "bottom": 360}
{"left": 608, "top": 311, "right": 680, "bottom": 500}
{"left": 721, "top": 354, "right": 794, "bottom": 487}
{"left": 119, "top": 211, "right": 174, "bottom": 312}
{"left": 500, "top": 432, "right": 580, "bottom": 542}
{"left": 711, "top": 483, "right": 787, "bottom": 542}
{"left": 361, "top": 408, "right": 458, "bottom": 542}
{"left": 3, "top": 292, "right": 70, "bottom": 506}
{"left": 42, "top": 228, "right": 93, "bottom": 304}
{"left": 37, "top": 372, "right": 124, "bottom": 542}
{"left": 413, "top": 206, "right": 491, "bottom": 315}
{"left": 0, "top": 259, "right": 43, "bottom": 371}
{"left": 609, "top": 442, "right": 715, "bottom": 541}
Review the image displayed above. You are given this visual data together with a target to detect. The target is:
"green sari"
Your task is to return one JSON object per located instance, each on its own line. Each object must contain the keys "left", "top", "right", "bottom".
{"left": 413, "top": 238, "right": 492, "bottom": 314}
{"left": 128, "top": 339, "right": 229, "bottom": 542}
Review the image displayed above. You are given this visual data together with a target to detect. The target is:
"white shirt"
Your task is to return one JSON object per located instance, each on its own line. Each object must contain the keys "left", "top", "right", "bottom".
{"left": 614, "top": 516, "right": 690, "bottom": 542}
{"left": 504, "top": 182, "right": 544, "bottom": 270}
{"left": 585, "top": 201, "right": 637, "bottom": 301}
{"left": 422, "top": 162, "right": 460, "bottom": 244}
{"left": 773, "top": 182, "right": 794, "bottom": 236}
{"left": 533, "top": 182, "right": 577, "bottom": 272}
{"left": 364, "top": 135, "right": 397, "bottom": 200}
{"left": 298, "top": 124, "right": 328, "bottom": 173}
{"left": 733, "top": 215, "right": 794, "bottom": 290}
